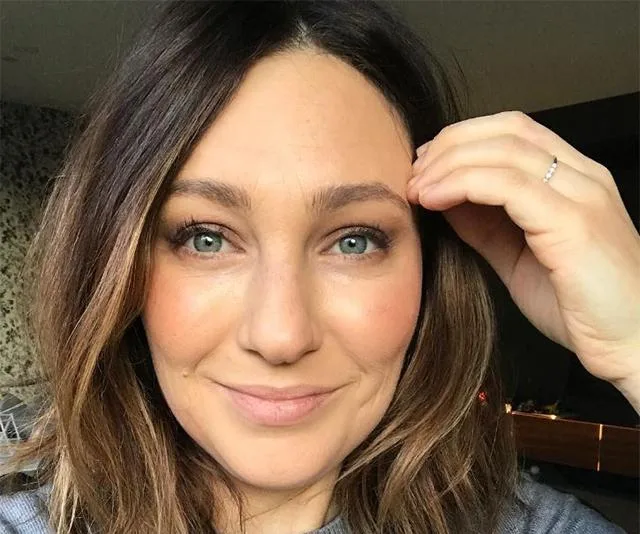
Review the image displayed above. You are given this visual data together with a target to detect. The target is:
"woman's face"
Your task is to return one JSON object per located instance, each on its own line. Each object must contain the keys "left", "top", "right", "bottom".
{"left": 142, "top": 50, "right": 422, "bottom": 492}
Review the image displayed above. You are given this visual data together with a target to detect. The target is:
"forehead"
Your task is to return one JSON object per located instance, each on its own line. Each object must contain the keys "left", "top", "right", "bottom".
{"left": 177, "top": 49, "right": 412, "bottom": 195}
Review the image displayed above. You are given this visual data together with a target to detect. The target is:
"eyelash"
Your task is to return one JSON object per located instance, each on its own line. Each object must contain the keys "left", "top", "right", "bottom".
{"left": 167, "top": 218, "right": 234, "bottom": 254}
{"left": 166, "top": 217, "right": 393, "bottom": 261}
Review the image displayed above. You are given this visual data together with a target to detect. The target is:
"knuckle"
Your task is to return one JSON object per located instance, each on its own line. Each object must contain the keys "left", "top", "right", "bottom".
{"left": 592, "top": 160, "right": 615, "bottom": 181}
{"left": 449, "top": 166, "right": 470, "bottom": 182}
{"left": 584, "top": 180, "right": 613, "bottom": 206}
{"left": 499, "top": 133, "right": 527, "bottom": 152}
{"left": 510, "top": 168, "right": 529, "bottom": 190}
{"left": 437, "top": 122, "right": 457, "bottom": 143}
{"left": 440, "top": 121, "right": 458, "bottom": 135}
{"left": 446, "top": 144, "right": 468, "bottom": 166}
{"left": 502, "top": 110, "right": 532, "bottom": 131}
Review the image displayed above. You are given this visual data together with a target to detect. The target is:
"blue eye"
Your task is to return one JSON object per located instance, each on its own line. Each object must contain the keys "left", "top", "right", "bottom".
{"left": 168, "top": 220, "right": 392, "bottom": 261}
{"left": 168, "top": 222, "right": 233, "bottom": 256}
{"left": 191, "top": 231, "right": 224, "bottom": 253}
{"left": 338, "top": 235, "right": 370, "bottom": 254}
{"left": 331, "top": 227, "right": 390, "bottom": 257}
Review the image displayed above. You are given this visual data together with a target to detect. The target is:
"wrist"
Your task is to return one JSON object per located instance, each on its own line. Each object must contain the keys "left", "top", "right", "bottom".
{"left": 612, "top": 371, "right": 640, "bottom": 416}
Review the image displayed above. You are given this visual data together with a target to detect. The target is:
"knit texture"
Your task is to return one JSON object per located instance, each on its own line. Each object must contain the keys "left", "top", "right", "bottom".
{"left": 0, "top": 473, "right": 626, "bottom": 533}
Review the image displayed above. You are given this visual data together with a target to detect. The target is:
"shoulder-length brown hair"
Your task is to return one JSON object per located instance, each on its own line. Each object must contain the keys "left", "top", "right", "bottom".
{"left": 2, "top": 1, "right": 517, "bottom": 532}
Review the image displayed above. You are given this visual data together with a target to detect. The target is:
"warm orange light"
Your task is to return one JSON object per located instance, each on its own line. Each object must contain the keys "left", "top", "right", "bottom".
{"left": 596, "top": 424, "right": 603, "bottom": 472}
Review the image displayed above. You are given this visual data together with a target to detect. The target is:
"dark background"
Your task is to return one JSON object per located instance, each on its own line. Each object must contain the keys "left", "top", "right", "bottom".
{"left": 490, "top": 92, "right": 639, "bottom": 427}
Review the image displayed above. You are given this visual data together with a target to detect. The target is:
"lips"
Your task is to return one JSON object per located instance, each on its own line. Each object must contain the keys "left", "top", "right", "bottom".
{"left": 222, "top": 383, "right": 338, "bottom": 400}
{"left": 216, "top": 382, "right": 339, "bottom": 426}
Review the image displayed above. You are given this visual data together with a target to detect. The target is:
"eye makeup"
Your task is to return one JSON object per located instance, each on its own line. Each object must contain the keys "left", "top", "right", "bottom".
{"left": 161, "top": 215, "right": 398, "bottom": 263}
{"left": 165, "top": 217, "right": 235, "bottom": 250}
{"left": 329, "top": 224, "right": 393, "bottom": 253}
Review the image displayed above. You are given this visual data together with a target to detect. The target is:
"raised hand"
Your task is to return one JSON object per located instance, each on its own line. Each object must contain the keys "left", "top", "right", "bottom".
{"left": 407, "top": 111, "right": 640, "bottom": 411}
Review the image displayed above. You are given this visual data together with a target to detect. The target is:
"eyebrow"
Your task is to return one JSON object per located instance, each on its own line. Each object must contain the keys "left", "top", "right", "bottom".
{"left": 168, "top": 179, "right": 252, "bottom": 211}
{"left": 169, "top": 178, "right": 410, "bottom": 215}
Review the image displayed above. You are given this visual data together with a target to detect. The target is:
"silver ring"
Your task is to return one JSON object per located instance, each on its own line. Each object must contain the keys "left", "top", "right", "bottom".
{"left": 543, "top": 155, "right": 558, "bottom": 184}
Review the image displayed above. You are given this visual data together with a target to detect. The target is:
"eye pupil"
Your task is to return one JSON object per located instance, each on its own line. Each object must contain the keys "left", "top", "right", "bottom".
{"left": 339, "top": 235, "right": 367, "bottom": 254}
{"left": 193, "top": 232, "right": 222, "bottom": 252}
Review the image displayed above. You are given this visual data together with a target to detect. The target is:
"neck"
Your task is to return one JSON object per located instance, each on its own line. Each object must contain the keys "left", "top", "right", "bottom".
{"left": 213, "top": 469, "right": 340, "bottom": 534}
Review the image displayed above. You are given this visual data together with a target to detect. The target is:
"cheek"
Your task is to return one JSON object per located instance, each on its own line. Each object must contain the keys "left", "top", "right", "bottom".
{"left": 141, "top": 261, "right": 245, "bottom": 429}
{"left": 324, "top": 258, "right": 422, "bottom": 370}
{"left": 141, "top": 262, "right": 239, "bottom": 367}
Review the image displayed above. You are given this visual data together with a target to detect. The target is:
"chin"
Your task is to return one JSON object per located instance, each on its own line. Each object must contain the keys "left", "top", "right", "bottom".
{"left": 200, "top": 425, "right": 344, "bottom": 491}
{"left": 171, "top": 393, "right": 352, "bottom": 491}
{"left": 164, "top": 377, "right": 393, "bottom": 492}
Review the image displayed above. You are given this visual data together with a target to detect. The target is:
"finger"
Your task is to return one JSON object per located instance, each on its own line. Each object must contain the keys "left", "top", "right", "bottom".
{"left": 412, "top": 166, "right": 575, "bottom": 238}
{"left": 414, "top": 111, "right": 616, "bottom": 190}
{"left": 409, "top": 136, "right": 608, "bottom": 205}
{"left": 439, "top": 203, "right": 527, "bottom": 284}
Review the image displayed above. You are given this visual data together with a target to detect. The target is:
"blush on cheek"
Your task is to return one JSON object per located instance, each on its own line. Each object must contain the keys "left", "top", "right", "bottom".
{"left": 143, "top": 269, "right": 192, "bottom": 357}
{"left": 367, "top": 286, "right": 421, "bottom": 362}
{"left": 143, "top": 264, "right": 234, "bottom": 364}
{"left": 327, "top": 270, "right": 422, "bottom": 369}
{"left": 377, "top": 264, "right": 421, "bottom": 329}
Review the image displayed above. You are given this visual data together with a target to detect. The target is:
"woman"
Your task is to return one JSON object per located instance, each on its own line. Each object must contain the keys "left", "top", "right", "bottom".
{"left": 1, "top": 1, "right": 638, "bottom": 533}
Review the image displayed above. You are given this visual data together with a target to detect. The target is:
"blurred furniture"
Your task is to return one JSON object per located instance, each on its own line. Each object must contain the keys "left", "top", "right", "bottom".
{"left": 513, "top": 411, "right": 640, "bottom": 477}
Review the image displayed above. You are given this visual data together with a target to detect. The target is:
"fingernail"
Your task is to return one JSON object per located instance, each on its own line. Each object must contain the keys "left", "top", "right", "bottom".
{"left": 421, "top": 182, "right": 440, "bottom": 194}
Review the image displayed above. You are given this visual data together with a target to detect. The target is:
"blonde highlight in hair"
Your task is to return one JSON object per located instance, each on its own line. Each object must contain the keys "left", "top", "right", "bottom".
{"left": 333, "top": 228, "right": 517, "bottom": 532}
{"left": 2, "top": 1, "right": 517, "bottom": 532}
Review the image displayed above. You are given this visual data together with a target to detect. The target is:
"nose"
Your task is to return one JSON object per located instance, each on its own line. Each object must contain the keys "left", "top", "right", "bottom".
{"left": 237, "top": 263, "right": 320, "bottom": 365}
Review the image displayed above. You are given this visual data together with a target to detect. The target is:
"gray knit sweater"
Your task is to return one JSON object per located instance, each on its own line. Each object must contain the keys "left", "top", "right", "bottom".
{"left": 0, "top": 473, "right": 626, "bottom": 533}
